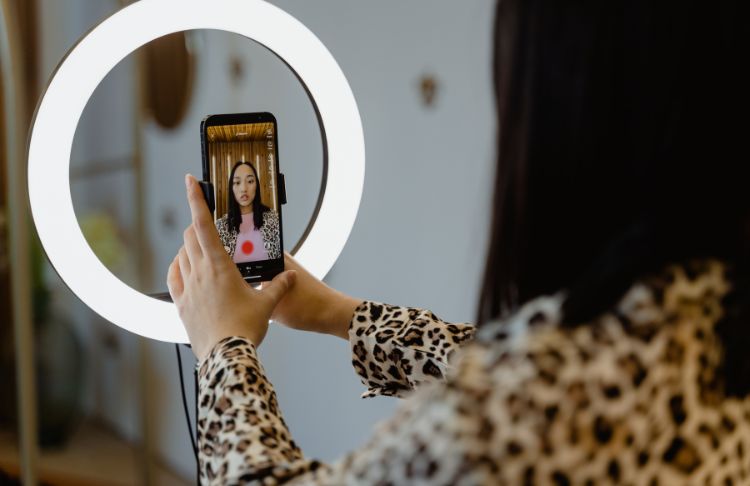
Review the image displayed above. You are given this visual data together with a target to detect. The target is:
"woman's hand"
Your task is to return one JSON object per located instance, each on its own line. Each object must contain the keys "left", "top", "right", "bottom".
{"left": 167, "top": 174, "right": 297, "bottom": 360}
{"left": 260, "top": 252, "right": 364, "bottom": 340}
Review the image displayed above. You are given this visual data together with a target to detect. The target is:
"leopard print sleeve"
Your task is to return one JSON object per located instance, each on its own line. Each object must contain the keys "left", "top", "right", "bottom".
{"left": 347, "top": 301, "right": 476, "bottom": 399}
{"left": 193, "top": 318, "right": 555, "bottom": 485}
{"left": 194, "top": 330, "right": 513, "bottom": 486}
{"left": 196, "top": 336, "right": 326, "bottom": 484}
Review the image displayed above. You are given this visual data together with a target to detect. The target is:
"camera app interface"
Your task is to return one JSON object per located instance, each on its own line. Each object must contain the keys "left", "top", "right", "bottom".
{"left": 207, "top": 122, "right": 281, "bottom": 264}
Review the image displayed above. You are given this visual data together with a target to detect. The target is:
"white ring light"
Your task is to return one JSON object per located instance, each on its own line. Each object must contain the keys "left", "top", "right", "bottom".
{"left": 28, "top": 0, "right": 365, "bottom": 343}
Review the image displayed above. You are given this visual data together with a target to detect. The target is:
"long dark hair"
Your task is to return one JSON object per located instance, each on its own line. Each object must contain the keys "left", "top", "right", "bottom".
{"left": 478, "top": 1, "right": 750, "bottom": 394}
{"left": 226, "top": 161, "right": 270, "bottom": 234}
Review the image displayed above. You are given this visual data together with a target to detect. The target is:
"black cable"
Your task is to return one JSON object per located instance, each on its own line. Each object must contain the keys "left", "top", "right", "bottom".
{"left": 175, "top": 344, "right": 198, "bottom": 458}
{"left": 194, "top": 364, "right": 200, "bottom": 485}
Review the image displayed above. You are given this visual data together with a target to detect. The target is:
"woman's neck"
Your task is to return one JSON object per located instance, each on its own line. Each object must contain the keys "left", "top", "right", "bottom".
{"left": 240, "top": 206, "right": 252, "bottom": 215}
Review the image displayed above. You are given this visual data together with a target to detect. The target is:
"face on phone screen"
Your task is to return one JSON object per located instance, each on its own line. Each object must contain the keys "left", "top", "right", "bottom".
{"left": 206, "top": 122, "right": 281, "bottom": 265}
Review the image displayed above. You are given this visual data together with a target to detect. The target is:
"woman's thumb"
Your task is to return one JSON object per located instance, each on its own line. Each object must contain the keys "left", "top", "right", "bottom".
{"left": 263, "top": 270, "right": 296, "bottom": 304}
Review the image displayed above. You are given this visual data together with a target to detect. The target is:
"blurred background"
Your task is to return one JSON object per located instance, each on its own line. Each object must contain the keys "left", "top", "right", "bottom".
{"left": 0, "top": 0, "right": 495, "bottom": 484}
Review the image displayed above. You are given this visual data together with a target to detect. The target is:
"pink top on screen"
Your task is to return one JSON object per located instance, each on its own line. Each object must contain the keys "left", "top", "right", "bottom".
{"left": 233, "top": 213, "right": 269, "bottom": 263}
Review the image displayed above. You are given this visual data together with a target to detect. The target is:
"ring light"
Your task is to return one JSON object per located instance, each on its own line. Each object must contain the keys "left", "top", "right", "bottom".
{"left": 28, "top": 0, "right": 365, "bottom": 343}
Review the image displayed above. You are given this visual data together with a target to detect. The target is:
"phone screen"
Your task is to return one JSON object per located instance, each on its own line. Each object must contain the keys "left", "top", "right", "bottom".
{"left": 204, "top": 115, "right": 283, "bottom": 277}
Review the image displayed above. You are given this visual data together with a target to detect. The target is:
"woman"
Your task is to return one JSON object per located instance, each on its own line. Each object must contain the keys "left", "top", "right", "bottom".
{"left": 214, "top": 161, "right": 281, "bottom": 262}
{"left": 169, "top": 0, "right": 748, "bottom": 483}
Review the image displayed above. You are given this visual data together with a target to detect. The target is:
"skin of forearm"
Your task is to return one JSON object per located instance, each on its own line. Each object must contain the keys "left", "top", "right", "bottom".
{"left": 322, "top": 292, "right": 364, "bottom": 341}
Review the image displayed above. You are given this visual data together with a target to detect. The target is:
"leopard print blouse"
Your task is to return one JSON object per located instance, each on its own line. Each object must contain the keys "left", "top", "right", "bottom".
{"left": 196, "top": 260, "right": 750, "bottom": 484}
{"left": 214, "top": 210, "right": 281, "bottom": 260}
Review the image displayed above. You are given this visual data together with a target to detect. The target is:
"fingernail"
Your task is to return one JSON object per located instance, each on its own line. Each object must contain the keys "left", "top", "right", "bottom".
{"left": 185, "top": 174, "right": 191, "bottom": 188}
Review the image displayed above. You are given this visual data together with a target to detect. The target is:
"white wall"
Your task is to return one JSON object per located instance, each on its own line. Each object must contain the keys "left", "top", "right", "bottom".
{"left": 39, "top": 0, "right": 496, "bottom": 480}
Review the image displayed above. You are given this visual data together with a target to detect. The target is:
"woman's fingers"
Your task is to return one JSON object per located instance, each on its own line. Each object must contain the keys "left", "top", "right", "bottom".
{"left": 167, "top": 256, "right": 184, "bottom": 300}
{"left": 185, "top": 174, "right": 224, "bottom": 259}
{"left": 260, "top": 270, "right": 297, "bottom": 306}
{"left": 178, "top": 246, "right": 191, "bottom": 283}
{"left": 184, "top": 224, "right": 202, "bottom": 263}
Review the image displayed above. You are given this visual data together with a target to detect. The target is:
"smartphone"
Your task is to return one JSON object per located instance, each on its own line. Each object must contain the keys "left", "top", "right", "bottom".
{"left": 200, "top": 112, "right": 286, "bottom": 284}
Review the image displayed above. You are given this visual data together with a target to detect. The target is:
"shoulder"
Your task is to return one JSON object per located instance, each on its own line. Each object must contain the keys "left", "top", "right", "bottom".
{"left": 473, "top": 262, "right": 716, "bottom": 381}
{"left": 475, "top": 260, "right": 730, "bottom": 352}
{"left": 262, "top": 208, "right": 279, "bottom": 225}
{"left": 474, "top": 293, "right": 564, "bottom": 346}
{"left": 450, "top": 261, "right": 732, "bottom": 481}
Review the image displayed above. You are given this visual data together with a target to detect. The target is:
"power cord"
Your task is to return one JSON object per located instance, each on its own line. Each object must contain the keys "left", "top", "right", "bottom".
{"left": 175, "top": 343, "right": 199, "bottom": 483}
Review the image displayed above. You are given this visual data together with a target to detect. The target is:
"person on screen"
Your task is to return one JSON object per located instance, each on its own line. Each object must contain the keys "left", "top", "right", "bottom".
{"left": 214, "top": 161, "right": 280, "bottom": 262}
